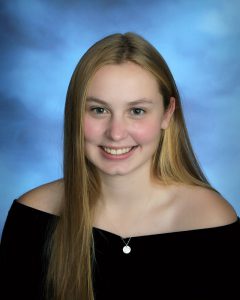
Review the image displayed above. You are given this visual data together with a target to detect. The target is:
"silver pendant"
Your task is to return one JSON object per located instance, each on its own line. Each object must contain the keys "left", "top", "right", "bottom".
{"left": 123, "top": 245, "right": 131, "bottom": 254}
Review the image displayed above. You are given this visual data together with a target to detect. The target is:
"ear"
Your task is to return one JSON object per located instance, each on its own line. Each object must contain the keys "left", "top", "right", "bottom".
{"left": 160, "top": 97, "right": 176, "bottom": 129}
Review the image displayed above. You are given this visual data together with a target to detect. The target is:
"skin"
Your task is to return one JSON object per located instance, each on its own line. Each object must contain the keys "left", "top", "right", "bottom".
{"left": 18, "top": 62, "right": 237, "bottom": 238}
{"left": 84, "top": 61, "right": 176, "bottom": 233}
{"left": 84, "top": 61, "right": 175, "bottom": 178}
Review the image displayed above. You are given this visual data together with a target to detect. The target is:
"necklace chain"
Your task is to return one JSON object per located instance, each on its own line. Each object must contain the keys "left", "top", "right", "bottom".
{"left": 100, "top": 192, "right": 153, "bottom": 254}
{"left": 121, "top": 237, "right": 132, "bottom": 254}
{"left": 121, "top": 237, "right": 131, "bottom": 246}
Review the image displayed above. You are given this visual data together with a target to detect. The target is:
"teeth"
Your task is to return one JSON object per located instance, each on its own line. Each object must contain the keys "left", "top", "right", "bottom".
{"left": 103, "top": 147, "right": 133, "bottom": 155}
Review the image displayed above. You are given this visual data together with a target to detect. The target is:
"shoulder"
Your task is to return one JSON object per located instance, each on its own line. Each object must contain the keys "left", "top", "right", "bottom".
{"left": 17, "top": 178, "right": 64, "bottom": 216}
{"left": 172, "top": 184, "right": 238, "bottom": 230}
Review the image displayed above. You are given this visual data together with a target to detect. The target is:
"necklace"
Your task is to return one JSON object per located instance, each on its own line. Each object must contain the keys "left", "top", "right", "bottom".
{"left": 121, "top": 237, "right": 132, "bottom": 254}
{"left": 99, "top": 191, "right": 153, "bottom": 255}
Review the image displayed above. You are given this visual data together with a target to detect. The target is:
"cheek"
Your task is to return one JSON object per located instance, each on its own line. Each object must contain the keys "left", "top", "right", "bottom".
{"left": 131, "top": 119, "right": 161, "bottom": 144}
{"left": 84, "top": 116, "right": 103, "bottom": 141}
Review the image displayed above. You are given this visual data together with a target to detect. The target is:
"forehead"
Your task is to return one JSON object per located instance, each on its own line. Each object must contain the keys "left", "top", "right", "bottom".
{"left": 87, "top": 62, "right": 161, "bottom": 101}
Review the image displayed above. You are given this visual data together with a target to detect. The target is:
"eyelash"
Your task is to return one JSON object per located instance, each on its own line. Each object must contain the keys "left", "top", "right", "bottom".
{"left": 90, "top": 107, "right": 108, "bottom": 114}
{"left": 89, "top": 106, "right": 146, "bottom": 116}
{"left": 130, "top": 108, "right": 146, "bottom": 116}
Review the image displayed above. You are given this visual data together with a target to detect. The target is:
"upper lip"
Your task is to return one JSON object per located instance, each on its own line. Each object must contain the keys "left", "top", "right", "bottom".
{"left": 100, "top": 145, "right": 138, "bottom": 149}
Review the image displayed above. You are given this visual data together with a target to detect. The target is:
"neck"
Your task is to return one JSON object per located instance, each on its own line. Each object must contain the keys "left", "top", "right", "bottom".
{"left": 93, "top": 166, "right": 171, "bottom": 237}
{"left": 98, "top": 166, "right": 156, "bottom": 212}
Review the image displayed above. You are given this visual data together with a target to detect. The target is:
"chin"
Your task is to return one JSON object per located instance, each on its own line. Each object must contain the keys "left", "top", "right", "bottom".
{"left": 100, "top": 168, "right": 132, "bottom": 176}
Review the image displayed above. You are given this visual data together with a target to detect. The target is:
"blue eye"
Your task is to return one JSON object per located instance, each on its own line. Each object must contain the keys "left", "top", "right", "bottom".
{"left": 131, "top": 108, "right": 145, "bottom": 116}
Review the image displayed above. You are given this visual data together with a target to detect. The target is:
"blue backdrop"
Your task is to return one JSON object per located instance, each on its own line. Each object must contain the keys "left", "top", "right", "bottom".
{"left": 1, "top": 0, "right": 240, "bottom": 236}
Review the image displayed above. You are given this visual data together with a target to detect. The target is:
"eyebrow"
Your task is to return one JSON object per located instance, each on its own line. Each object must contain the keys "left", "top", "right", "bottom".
{"left": 86, "top": 96, "right": 154, "bottom": 106}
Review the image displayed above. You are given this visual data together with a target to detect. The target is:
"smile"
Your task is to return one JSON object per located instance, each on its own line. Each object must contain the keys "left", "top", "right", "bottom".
{"left": 101, "top": 146, "right": 137, "bottom": 155}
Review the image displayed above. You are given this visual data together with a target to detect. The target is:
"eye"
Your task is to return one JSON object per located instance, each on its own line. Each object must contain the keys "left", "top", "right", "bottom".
{"left": 90, "top": 107, "right": 108, "bottom": 115}
{"left": 130, "top": 108, "right": 146, "bottom": 116}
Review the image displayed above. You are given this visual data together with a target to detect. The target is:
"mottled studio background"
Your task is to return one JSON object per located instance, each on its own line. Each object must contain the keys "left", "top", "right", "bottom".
{"left": 0, "top": 0, "right": 240, "bottom": 236}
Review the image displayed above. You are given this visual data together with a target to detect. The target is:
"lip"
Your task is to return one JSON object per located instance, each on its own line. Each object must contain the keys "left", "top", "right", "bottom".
{"left": 100, "top": 145, "right": 138, "bottom": 149}
{"left": 99, "top": 145, "right": 139, "bottom": 160}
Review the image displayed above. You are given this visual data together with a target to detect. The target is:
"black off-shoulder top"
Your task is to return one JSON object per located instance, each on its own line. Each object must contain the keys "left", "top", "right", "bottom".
{"left": 0, "top": 200, "right": 240, "bottom": 300}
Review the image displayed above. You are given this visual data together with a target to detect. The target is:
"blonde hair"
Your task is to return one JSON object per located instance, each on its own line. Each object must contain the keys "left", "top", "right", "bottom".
{"left": 46, "top": 32, "right": 218, "bottom": 299}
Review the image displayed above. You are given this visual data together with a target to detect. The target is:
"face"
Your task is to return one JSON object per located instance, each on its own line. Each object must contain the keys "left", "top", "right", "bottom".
{"left": 84, "top": 61, "right": 175, "bottom": 177}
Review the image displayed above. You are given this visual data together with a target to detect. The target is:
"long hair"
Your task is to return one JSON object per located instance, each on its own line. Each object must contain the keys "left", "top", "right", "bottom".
{"left": 46, "top": 32, "right": 219, "bottom": 299}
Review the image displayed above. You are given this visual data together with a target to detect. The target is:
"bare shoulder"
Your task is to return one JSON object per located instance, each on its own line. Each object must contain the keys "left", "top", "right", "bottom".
{"left": 17, "top": 178, "right": 64, "bottom": 216}
{"left": 173, "top": 184, "right": 238, "bottom": 230}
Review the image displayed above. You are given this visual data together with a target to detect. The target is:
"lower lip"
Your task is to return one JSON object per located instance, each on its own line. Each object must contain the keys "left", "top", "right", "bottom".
{"left": 99, "top": 146, "right": 138, "bottom": 160}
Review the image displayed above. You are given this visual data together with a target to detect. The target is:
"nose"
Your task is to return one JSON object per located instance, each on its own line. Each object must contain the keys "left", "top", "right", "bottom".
{"left": 105, "top": 116, "right": 128, "bottom": 141}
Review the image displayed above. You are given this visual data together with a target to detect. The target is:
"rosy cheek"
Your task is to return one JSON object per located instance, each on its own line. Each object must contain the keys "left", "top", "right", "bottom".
{"left": 84, "top": 116, "right": 102, "bottom": 141}
{"left": 131, "top": 120, "right": 161, "bottom": 143}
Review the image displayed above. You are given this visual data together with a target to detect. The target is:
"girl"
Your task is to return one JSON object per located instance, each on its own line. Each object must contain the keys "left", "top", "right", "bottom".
{"left": 1, "top": 32, "right": 239, "bottom": 300}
